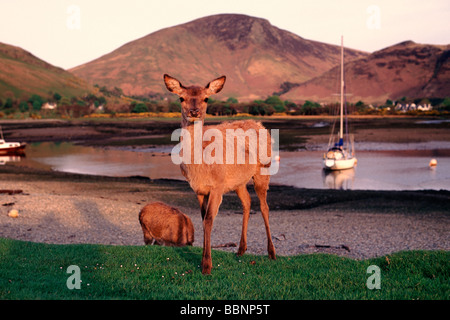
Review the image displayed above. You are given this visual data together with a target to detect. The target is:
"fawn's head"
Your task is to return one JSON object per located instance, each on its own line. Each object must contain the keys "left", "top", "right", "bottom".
{"left": 164, "top": 74, "right": 226, "bottom": 125}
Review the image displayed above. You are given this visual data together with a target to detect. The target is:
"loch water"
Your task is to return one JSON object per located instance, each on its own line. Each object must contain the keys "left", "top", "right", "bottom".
{"left": 5, "top": 140, "right": 450, "bottom": 191}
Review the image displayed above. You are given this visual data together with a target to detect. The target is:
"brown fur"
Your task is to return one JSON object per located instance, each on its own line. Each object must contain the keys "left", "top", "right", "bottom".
{"left": 164, "top": 74, "right": 276, "bottom": 275}
{"left": 139, "top": 202, "right": 194, "bottom": 246}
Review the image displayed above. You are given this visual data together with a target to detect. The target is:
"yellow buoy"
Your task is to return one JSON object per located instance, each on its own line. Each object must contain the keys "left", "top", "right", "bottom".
{"left": 8, "top": 209, "right": 19, "bottom": 218}
{"left": 429, "top": 159, "right": 437, "bottom": 167}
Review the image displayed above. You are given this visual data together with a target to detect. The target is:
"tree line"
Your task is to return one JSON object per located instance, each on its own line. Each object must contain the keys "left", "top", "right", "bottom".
{"left": 1, "top": 89, "right": 449, "bottom": 119}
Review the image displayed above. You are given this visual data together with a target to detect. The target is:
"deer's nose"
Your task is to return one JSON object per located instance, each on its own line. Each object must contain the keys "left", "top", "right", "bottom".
{"left": 189, "top": 108, "right": 200, "bottom": 117}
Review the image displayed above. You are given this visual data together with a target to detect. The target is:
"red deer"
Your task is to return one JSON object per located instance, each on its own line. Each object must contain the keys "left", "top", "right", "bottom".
{"left": 139, "top": 202, "right": 194, "bottom": 246}
{"left": 164, "top": 74, "right": 276, "bottom": 274}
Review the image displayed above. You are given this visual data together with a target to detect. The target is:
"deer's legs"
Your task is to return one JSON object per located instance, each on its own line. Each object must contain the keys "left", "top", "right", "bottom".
{"left": 197, "top": 194, "right": 209, "bottom": 220}
{"left": 201, "top": 190, "right": 222, "bottom": 275}
{"left": 253, "top": 174, "right": 276, "bottom": 260}
{"left": 236, "top": 185, "right": 251, "bottom": 256}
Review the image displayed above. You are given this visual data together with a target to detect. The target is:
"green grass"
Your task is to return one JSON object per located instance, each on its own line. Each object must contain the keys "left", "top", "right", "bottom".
{"left": 0, "top": 238, "right": 448, "bottom": 300}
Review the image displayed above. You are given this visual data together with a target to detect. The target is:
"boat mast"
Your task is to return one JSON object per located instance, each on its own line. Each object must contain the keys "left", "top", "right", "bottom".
{"left": 340, "top": 35, "right": 344, "bottom": 142}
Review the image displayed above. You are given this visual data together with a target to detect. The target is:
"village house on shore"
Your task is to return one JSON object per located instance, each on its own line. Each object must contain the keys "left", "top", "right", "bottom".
{"left": 394, "top": 102, "right": 433, "bottom": 113}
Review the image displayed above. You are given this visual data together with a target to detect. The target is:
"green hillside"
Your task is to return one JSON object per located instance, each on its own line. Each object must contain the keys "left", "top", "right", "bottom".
{"left": 0, "top": 42, "right": 93, "bottom": 101}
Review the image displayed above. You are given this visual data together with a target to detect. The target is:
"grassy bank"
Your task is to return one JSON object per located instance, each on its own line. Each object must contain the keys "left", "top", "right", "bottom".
{"left": 0, "top": 238, "right": 448, "bottom": 300}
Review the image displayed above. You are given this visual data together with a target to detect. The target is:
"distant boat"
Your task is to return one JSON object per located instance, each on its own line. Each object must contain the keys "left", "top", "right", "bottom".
{"left": 0, "top": 126, "right": 26, "bottom": 155}
{"left": 323, "top": 36, "right": 357, "bottom": 171}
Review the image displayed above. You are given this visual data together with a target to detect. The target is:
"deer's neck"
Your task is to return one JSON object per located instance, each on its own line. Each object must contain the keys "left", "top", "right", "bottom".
{"left": 181, "top": 119, "right": 204, "bottom": 131}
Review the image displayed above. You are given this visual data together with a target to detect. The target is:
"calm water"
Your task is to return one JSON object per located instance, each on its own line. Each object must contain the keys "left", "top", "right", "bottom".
{"left": 5, "top": 141, "right": 450, "bottom": 191}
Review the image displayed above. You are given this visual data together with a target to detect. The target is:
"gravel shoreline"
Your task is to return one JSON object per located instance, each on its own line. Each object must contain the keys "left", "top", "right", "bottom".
{"left": 1, "top": 168, "right": 448, "bottom": 260}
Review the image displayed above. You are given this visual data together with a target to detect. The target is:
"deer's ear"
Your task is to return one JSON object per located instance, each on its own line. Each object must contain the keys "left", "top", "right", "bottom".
{"left": 205, "top": 76, "right": 226, "bottom": 95}
{"left": 164, "top": 74, "right": 186, "bottom": 95}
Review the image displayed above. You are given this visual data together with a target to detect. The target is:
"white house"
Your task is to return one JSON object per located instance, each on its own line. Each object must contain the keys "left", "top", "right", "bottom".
{"left": 41, "top": 102, "right": 57, "bottom": 110}
{"left": 395, "top": 102, "right": 432, "bottom": 112}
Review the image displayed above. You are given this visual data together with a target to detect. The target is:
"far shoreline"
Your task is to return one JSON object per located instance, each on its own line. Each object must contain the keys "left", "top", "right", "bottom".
{"left": 1, "top": 114, "right": 449, "bottom": 146}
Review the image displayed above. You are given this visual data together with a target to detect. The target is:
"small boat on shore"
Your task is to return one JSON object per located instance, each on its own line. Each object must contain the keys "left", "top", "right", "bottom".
{"left": 0, "top": 126, "right": 26, "bottom": 155}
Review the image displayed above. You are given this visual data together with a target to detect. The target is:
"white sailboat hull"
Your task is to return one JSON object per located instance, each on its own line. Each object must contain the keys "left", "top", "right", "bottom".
{"left": 323, "top": 157, "right": 357, "bottom": 171}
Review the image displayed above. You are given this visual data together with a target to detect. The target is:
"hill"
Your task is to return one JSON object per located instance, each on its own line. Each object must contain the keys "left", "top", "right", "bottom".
{"left": 0, "top": 42, "right": 93, "bottom": 101}
{"left": 70, "top": 14, "right": 368, "bottom": 101}
{"left": 282, "top": 41, "right": 450, "bottom": 104}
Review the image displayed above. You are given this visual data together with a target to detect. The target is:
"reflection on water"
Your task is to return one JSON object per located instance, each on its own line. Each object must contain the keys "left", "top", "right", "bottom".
{"left": 10, "top": 142, "right": 182, "bottom": 180}
{"left": 8, "top": 141, "right": 450, "bottom": 191}
{"left": 0, "top": 155, "right": 24, "bottom": 165}
{"left": 274, "top": 148, "right": 450, "bottom": 190}
{"left": 322, "top": 169, "right": 355, "bottom": 190}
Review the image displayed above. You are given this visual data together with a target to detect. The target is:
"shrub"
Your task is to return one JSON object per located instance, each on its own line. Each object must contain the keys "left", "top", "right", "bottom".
{"left": 19, "top": 101, "right": 29, "bottom": 112}
{"left": 132, "top": 103, "right": 149, "bottom": 113}
{"left": 28, "top": 95, "right": 44, "bottom": 111}
{"left": 265, "top": 95, "right": 286, "bottom": 112}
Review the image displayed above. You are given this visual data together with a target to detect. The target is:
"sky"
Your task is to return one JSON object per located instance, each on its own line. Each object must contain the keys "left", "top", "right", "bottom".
{"left": 0, "top": 0, "right": 449, "bottom": 70}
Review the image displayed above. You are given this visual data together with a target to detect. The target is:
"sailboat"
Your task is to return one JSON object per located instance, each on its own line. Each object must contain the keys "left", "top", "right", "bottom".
{"left": 323, "top": 36, "right": 357, "bottom": 171}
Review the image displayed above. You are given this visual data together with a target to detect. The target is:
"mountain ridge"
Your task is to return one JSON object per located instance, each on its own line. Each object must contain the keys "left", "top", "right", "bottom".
{"left": 69, "top": 14, "right": 368, "bottom": 101}
{"left": 282, "top": 40, "right": 450, "bottom": 103}
{"left": 2, "top": 14, "right": 448, "bottom": 105}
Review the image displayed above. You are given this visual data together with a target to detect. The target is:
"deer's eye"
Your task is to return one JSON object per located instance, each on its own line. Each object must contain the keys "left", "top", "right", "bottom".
{"left": 204, "top": 98, "right": 209, "bottom": 103}
{"left": 179, "top": 97, "right": 185, "bottom": 103}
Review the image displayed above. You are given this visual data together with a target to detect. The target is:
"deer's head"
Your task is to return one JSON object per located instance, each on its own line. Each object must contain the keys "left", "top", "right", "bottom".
{"left": 164, "top": 74, "right": 226, "bottom": 125}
